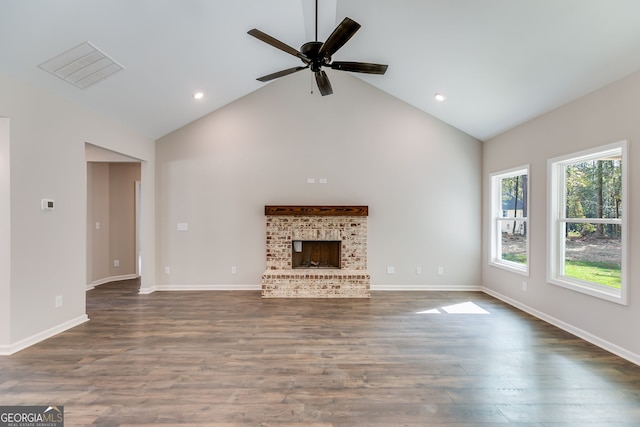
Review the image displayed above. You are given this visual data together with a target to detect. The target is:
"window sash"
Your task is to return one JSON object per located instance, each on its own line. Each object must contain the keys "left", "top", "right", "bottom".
{"left": 560, "top": 218, "right": 621, "bottom": 224}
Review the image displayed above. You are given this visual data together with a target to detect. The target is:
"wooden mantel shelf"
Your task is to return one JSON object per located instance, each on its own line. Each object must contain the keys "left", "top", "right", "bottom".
{"left": 265, "top": 205, "right": 368, "bottom": 217}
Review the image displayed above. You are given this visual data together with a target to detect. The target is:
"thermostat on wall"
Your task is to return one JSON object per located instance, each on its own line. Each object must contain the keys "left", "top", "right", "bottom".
{"left": 41, "top": 199, "right": 55, "bottom": 210}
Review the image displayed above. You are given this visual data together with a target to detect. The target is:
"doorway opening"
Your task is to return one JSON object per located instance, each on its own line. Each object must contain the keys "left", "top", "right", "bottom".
{"left": 86, "top": 143, "right": 142, "bottom": 290}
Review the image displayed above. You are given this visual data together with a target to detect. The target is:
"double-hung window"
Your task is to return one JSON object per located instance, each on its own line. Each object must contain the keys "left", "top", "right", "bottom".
{"left": 490, "top": 166, "right": 529, "bottom": 275}
{"left": 547, "top": 141, "right": 627, "bottom": 304}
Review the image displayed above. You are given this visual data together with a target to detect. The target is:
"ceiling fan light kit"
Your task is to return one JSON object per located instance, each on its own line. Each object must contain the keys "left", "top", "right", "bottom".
{"left": 248, "top": 4, "right": 388, "bottom": 96}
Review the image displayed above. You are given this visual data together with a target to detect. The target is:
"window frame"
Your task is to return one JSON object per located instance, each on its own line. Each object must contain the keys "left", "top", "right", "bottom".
{"left": 489, "top": 165, "right": 530, "bottom": 276}
{"left": 547, "top": 140, "right": 628, "bottom": 305}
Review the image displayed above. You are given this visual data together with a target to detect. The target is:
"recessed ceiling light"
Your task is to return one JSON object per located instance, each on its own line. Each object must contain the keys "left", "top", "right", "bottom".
{"left": 434, "top": 93, "right": 446, "bottom": 102}
{"left": 193, "top": 92, "right": 204, "bottom": 100}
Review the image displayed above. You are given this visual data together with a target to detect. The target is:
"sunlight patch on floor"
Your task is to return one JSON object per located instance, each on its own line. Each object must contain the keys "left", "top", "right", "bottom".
{"left": 415, "top": 308, "right": 442, "bottom": 314}
{"left": 416, "top": 301, "right": 491, "bottom": 315}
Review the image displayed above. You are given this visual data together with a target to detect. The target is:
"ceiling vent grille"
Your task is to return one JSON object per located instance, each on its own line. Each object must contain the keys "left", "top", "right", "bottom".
{"left": 38, "top": 41, "right": 124, "bottom": 89}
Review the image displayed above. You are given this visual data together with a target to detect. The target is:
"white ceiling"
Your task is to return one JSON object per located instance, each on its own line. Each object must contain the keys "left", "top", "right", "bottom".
{"left": 2, "top": 0, "right": 640, "bottom": 141}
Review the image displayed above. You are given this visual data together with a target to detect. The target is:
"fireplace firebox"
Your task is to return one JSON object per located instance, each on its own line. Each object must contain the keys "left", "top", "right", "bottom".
{"left": 292, "top": 240, "right": 341, "bottom": 269}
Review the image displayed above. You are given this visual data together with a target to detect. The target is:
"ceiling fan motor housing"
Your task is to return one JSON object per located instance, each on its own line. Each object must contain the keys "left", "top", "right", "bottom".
{"left": 300, "top": 41, "right": 328, "bottom": 72}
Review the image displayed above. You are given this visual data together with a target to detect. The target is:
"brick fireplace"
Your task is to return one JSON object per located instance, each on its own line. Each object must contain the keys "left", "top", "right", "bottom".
{"left": 261, "top": 205, "right": 370, "bottom": 298}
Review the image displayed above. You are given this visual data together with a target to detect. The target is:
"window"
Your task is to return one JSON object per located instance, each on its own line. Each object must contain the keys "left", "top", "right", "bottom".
{"left": 548, "top": 141, "right": 627, "bottom": 304}
{"left": 490, "top": 165, "right": 529, "bottom": 275}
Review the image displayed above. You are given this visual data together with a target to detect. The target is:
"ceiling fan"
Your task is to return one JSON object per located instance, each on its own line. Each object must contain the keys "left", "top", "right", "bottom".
{"left": 248, "top": 1, "right": 388, "bottom": 96}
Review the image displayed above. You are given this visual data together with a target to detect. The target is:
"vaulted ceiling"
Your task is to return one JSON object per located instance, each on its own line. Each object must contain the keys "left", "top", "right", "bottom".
{"left": 2, "top": 0, "right": 640, "bottom": 141}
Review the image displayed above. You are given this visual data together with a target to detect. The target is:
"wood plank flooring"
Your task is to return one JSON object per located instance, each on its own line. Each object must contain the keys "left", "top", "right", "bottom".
{"left": 1, "top": 279, "right": 640, "bottom": 426}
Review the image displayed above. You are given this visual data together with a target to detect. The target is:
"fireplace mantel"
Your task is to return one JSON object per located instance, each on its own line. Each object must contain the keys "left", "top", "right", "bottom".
{"left": 265, "top": 205, "right": 368, "bottom": 217}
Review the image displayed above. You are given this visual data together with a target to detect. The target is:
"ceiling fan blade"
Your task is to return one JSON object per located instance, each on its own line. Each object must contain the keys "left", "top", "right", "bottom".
{"left": 318, "top": 17, "right": 361, "bottom": 58}
{"left": 315, "top": 70, "right": 333, "bottom": 96}
{"left": 256, "top": 66, "right": 308, "bottom": 82}
{"left": 248, "top": 29, "right": 307, "bottom": 60}
{"left": 330, "top": 61, "right": 388, "bottom": 75}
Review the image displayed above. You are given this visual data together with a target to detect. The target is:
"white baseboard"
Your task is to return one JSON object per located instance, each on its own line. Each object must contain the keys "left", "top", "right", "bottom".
{"left": 155, "top": 284, "right": 261, "bottom": 291}
{"left": 0, "top": 314, "right": 89, "bottom": 356}
{"left": 87, "top": 274, "right": 139, "bottom": 291}
{"left": 155, "top": 283, "right": 481, "bottom": 292}
{"left": 483, "top": 287, "right": 640, "bottom": 366}
{"left": 138, "top": 285, "right": 157, "bottom": 295}
{"left": 372, "top": 283, "right": 483, "bottom": 291}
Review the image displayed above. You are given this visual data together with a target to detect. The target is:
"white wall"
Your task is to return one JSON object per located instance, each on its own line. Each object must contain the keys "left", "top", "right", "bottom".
{"left": 483, "top": 69, "right": 640, "bottom": 362}
{"left": 156, "top": 71, "right": 482, "bottom": 290}
{"left": 0, "top": 72, "right": 155, "bottom": 352}
{"left": 87, "top": 162, "right": 110, "bottom": 283}
{"left": 0, "top": 118, "right": 10, "bottom": 347}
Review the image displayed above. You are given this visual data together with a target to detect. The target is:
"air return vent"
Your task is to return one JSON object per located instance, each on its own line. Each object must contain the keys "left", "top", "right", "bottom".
{"left": 38, "top": 41, "right": 124, "bottom": 89}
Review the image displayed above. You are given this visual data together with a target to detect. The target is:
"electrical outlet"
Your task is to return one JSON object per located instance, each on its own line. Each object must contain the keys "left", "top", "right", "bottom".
{"left": 113, "top": 259, "right": 120, "bottom": 267}
{"left": 55, "top": 295, "right": 63, "bottom": 308}
{"left": 522, "top": 281, "right": 528, "bottom": 291}
{"left": 437, "top": 267, "right": 444, "bottom": 275}
{"left": 416, "top": 266, "right": 422, "bottom": 275}
{"left": 164, "top": 266, "right": 171, "bottom": 274}
{"left": 231, "top": 266, "right": 237, "bottom": 275}
{"left": 386, "top": 266, "right": 395, "bottom": 274}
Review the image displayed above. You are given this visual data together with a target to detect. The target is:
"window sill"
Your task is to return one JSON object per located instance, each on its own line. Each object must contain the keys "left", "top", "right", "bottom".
{"left": 548, "top": 276, "right": 626, "bottom": 305}
{"left": 490, "top": 260, "right": 529, "bottom": 277}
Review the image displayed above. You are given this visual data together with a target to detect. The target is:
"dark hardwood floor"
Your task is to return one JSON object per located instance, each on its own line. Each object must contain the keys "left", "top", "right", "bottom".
{"left": 1, "top": 279, "right": 640, "bottom": 426}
